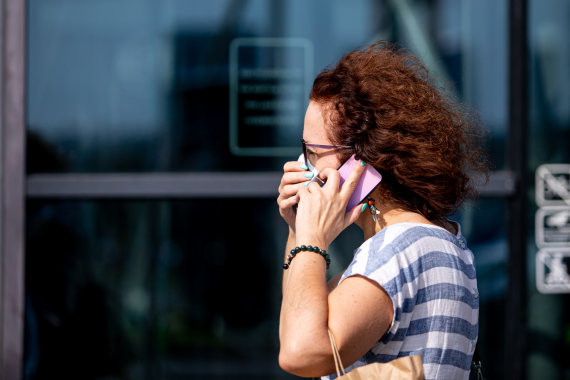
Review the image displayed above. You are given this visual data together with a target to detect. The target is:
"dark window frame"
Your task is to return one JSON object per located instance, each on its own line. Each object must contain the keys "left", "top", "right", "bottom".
{"left": 1, "top": 0, "right": 26, "bottom": 378}
{"left": 506, "top": 0, "right": 528, "bottom": 378}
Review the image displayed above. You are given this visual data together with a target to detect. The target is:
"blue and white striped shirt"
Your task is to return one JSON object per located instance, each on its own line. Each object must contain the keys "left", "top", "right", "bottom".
{"left": 323, "top": 222, "right": 478, "bottom": 380}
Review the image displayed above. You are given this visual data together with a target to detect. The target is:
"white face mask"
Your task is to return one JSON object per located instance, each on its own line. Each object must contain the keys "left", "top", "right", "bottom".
{"left": 298, "top": 153, "right": 325, "bottom": 186}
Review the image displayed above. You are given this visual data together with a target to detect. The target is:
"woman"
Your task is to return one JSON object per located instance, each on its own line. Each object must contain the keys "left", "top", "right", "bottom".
{"left": 276, "top": 41, "right": 486, "bottom": 380}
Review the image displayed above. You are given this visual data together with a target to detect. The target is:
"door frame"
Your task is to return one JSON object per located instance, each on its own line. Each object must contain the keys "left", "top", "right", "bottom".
{"left": 0, "top": 0, "right": 529, "bottom": 378}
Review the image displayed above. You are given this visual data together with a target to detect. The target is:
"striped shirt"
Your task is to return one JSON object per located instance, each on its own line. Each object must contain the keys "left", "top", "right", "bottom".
{"left": 323, "top": 222, "right": 478, "bottom": 380}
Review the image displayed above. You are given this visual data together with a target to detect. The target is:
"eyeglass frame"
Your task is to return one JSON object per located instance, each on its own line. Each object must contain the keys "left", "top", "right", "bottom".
{"left": 301, "top": 138, "right": 352, "bottom": 169}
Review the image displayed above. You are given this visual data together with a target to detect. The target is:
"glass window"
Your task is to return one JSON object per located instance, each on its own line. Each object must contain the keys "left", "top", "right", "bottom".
{"left": 527, "top": 1, "right": 570, "bottom": 378}
{"left": 24, "top": 199, "right": 509, "bottom": 379}
{"left": 461, "top": 199, "right": 508, "bottom": 378}
{"left": 27, "top": 0, "right": 507, "bottom": 173}
{"left": 25, "top": 1, "right": 513, "bottom": 379}
{"left": 25, "top": 199, "right": 295, "bottom": 379}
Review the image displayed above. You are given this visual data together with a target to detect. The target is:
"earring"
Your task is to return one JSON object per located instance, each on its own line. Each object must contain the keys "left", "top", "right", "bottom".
{"left": 361, "top": 197, "right": 381, "bottom": 222}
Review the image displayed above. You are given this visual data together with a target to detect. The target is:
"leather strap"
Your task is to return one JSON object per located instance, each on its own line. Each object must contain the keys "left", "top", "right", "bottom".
{"left": 328, "top": 329, "right": 346, "bottom": 377}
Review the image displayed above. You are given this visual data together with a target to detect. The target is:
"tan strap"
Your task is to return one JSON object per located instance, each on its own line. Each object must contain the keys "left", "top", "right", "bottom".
{"left": 328, "top": 329, "right": 345, "bottom": 376}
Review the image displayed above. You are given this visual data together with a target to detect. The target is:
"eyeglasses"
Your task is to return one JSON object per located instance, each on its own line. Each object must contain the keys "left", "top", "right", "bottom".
{"left": 301, "top": 139, "right": 351, "bottom": 168}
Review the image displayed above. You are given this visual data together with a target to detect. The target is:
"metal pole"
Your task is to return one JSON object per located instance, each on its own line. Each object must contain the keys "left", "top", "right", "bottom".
{"left": 1, "top": 0, "right": 26, "bottom": 378}
{"left": 506, "top": 0, "right": 528, "bottom": 378}
{"left": 25, "top": 171, "right": 516, "bottom": 199}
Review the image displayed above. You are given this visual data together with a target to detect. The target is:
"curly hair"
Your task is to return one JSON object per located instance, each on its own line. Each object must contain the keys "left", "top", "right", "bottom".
{"left": 310, "top": 41, "right": 488, "bottom": 220}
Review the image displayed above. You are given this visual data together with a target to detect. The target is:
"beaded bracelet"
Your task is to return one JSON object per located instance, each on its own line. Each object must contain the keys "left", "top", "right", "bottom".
{"left": 283, "top": 245, "right": 330, "bottom": 270}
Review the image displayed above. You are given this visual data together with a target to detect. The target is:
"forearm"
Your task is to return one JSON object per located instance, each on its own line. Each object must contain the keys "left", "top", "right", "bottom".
{"left": 277, "top": 161, "right": 371, "bottom": 376}
{"left": 281, "top": 227, "right": 297, "bottom": 294}
{"left": 282, "top": 228, "right": 343, "bottom": 294}
{"left": 279, "top": 241, "right": 335, "bottom": 377}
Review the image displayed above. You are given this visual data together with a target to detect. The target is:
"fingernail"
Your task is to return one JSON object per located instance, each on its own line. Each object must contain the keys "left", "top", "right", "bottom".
{"left": 360, "top": 160, "right": 366, "bottom": 167}
{"left": 304, "top": 181, "right": 310, "bottom": 187}
{"left": 300, "top": 164, "right": 309, "bottom": 170}
{"left": 304, "top": 172, "right": 314, "bottom": 178}
{"left": 361, "top": 203, "right": 368, "bottom": 212}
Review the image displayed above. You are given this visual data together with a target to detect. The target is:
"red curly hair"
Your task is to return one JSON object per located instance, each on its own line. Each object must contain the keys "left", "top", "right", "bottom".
{"left": 310, "top": 41, "right": 488, "bottom": 220}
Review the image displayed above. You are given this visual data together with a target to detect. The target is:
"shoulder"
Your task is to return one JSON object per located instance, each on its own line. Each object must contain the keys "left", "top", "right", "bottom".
{"left": 340, "top": 222, "right": 474, "bottom": 294}
{"left": 344, "top": 223, "right": 467, "bottom": 274}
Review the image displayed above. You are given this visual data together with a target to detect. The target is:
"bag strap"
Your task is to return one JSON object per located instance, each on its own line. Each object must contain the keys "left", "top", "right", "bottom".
{"left": 328, "top": 329, "right": 346, "bottom": 377}
{"left": 329, "top": 330, "right": 481, "bottom": 379}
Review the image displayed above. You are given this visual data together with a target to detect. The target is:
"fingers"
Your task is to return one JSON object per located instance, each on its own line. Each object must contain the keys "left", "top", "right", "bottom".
{"left": 279, "top": 173, "right": 311, "bottom": 194}
{"left": 279, "top": 161, "right": 314, "bottom": 187}
{"left": 344, "top": 203, "right": 363, "bottom": 226}
{"left": 339, "top": 160, "right": 366, "bottom": 199}
{"left": 295, "top": 179, "right": 322, "bottom": 201}
{"left": 283, "top": 160, "right": 311, "bottom": 173}
{"left": 320, "top": 159, "right": 366, "bottom": 200}
{"left": 278, "top": 163, "right": 316, "bottom": 196}
{"left": 283, "top": 170, "right": 314, "bottom": 184}
{"left": 306, "top": 180, "right": 322, "bottom": 193}
{"left": 279, "top": 193, "right": 299, "bottom": 210}
{"left": 279, "top": 183, "right": 300, "bottom": 200}
{"left": 278, "top": 160, "right": 315, "bottom": 208}
{"left": 319, "top": 168, "right": 341, "bottom": 193}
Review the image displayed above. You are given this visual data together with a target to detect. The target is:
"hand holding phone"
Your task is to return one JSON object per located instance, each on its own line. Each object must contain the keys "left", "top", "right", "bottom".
{"left": 299, "top": 153, "right": 382, "bottom": 212}
{"left": 337, "top": 155, "right": 382, "bottom": 211}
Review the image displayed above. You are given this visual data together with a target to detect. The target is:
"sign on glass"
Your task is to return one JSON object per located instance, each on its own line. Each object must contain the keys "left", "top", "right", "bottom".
{"left": 229, "top": 38, "right": 313, "bottom": 156}
{"left": 535, "top": 164, "right": 570, "bottom": 293}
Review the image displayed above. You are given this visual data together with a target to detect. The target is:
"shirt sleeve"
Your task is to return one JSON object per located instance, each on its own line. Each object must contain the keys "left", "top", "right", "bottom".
{"left": 338, "top": 227, "right": 423, "bottom": 346}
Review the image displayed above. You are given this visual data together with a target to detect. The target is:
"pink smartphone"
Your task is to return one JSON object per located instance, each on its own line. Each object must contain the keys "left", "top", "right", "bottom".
{"left": 337, "top": 155, "right": 382, "bottom": 211}
{"left": 298, "top": 153, "right": 382, "bottom": 212}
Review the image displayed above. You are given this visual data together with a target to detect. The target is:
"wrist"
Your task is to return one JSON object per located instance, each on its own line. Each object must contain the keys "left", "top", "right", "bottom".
{"left": 288, "top": 226, "right": 296, "bottom": 239}
{"left": 283, "top": 244, "right": 331, "bottom": 270}
{"left": 295, "top": 236, "right": 328, "bottom": 252}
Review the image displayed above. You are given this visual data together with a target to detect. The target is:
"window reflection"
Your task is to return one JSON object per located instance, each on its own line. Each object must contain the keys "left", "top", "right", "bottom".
{"left": 25, "top": 1, "right": 517, "bottom": 379}
{"left": 527, "top": 1, "right": 570, "bottom": 379}
{"left": 27, "top": 0, "right": 507, "bottom": 172}
{"left": 25, "top": 200, "right": 292, "bottom": 379}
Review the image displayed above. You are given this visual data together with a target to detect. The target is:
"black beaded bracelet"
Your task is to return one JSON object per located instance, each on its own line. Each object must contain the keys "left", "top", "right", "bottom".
{"left": 283, "top": 245, "right": 330, "bottom": 270}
